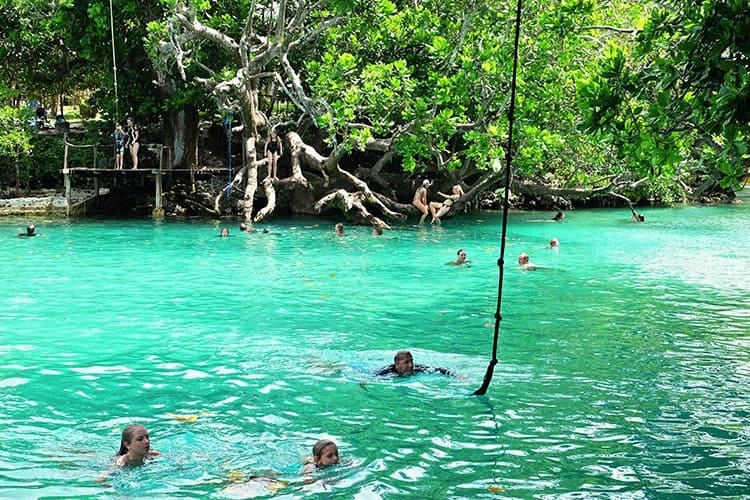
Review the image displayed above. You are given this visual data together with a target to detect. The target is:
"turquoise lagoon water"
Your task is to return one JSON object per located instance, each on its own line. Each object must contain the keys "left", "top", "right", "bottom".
{"left": 1, "top": 206, "right": 749, "bottom": 498}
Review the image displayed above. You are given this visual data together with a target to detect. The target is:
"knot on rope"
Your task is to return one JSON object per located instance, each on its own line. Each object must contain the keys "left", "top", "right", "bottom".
{"left": 494, "top": 313, "right": 502, "bottom": 321}
{"left": 496, "top": 258, "right": 503, "bottom": 267}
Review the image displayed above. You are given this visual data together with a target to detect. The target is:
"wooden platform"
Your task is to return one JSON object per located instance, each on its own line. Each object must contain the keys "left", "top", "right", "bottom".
{"left": 62, "top": 167, "right": 228, "bottom": 177}
{"left": 61, "top": 166, "right": 231, "bottom": 218}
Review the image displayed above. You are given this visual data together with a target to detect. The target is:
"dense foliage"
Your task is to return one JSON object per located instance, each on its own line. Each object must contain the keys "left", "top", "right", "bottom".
{"left": 579, "top": 0, "right": 750, "bottom": 199}
{"left": 1, "top": 0, "right": 747, "bottom": 208}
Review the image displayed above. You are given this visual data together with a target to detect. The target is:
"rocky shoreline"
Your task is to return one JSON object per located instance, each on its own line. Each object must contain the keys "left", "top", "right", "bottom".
{"left": 0, "top": 189, "right": 102, "bottom": 216}
{"left": 2, "top": 187, "right": 740, "bottom": 218}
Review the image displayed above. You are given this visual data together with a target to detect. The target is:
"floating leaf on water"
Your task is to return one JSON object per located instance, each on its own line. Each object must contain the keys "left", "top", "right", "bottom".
{"left": 167, "top": 413, "right": 198, "bottom": 423}
{"left": 228, "top": 470, "right": 244, "bottom": 483}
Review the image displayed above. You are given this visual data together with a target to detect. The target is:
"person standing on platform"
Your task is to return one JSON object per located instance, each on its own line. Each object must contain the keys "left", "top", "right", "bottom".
{"left": 113, "top": 124, "right": 126, "bottom": 170}
{"left": 124, "top": 117, "right": 140, "bottom": 170}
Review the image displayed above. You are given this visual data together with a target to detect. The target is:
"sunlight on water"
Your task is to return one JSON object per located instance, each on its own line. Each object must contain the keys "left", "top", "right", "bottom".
{"left": 1, "top": 206, "right": 749, "bottom": 498}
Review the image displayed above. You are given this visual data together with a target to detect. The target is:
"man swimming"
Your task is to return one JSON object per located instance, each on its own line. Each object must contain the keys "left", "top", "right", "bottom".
{"left": 376, "top": 350, "right": 454, "bottom": 377}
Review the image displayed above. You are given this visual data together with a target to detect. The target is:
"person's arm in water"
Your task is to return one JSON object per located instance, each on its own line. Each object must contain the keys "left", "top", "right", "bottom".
{"left": 413, "top": 364, "right": 455, "bottom": 376}
{"left": 631, "top": 207, "right": 644, "bottom": 222}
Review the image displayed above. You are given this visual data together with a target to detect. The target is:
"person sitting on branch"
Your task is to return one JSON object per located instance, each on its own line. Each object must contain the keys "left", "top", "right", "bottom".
{"left": 429, "top": 184, "right": 465, "bottom": 224}
{"left": 412, "top": 179, "right": 432, "bottom": 225}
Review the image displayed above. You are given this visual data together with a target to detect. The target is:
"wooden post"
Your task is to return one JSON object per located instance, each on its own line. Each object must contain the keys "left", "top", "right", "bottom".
{"left": 63, "top": 139, "right": 71, "bottom": 216}
{"left": 190, "top": 161, "right": 196, "bottom": 193}
{"left": 152, "top": 169, "right": 164, "bottom": 219}
{"left": 64, "top": 169, "right": 71, "bottom": 217}
{"left": 63, "top": 139, "right": 69, "bottom": 170}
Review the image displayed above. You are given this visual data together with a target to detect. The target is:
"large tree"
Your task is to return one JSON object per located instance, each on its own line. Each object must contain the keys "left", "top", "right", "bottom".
{"left": 150, "top": 0, "right": 658, "bottom": 223}
{"left": 0, "top": 0, "right": 204, "bottom": 169}
{"left": 579, "top": 0, "right": 750, "bottom": 200}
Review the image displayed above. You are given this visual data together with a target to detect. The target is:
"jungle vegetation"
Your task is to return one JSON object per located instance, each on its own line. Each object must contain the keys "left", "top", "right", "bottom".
{"left": 1, "top": 0, "right": 747, "bottom": 222}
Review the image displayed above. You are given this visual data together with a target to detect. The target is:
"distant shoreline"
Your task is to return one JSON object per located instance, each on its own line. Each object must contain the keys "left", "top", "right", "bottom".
{"left": 2, "top": 189, "right": 742, "bottom": 218}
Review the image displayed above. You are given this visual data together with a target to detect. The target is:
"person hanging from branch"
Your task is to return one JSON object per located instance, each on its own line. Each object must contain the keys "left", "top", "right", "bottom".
{"left": 610, "top": 192, "right": 644, "bottom": 223}
{"left": 631, "top": 206, "right": 645, "bottom": 222}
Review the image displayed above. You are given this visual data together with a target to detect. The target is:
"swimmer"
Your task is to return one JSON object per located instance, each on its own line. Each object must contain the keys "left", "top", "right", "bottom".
{"left": 549, "top": 238, "right": 559, "bottom": 249}
{"left": 631, "top": 207, "right": 645, "bottom": 222}
{"left": 115, "top": 424, "right": 159, "bottom": 467}
{"left": 335, "top": 223, "right": 345, "bottom": 236}
{"left": 552, "top": 211, "right": 564, "bottom": 221}
{"left": 220, "top": 227, "right": 230, "bottom": 237}
{"left": 302, "top": 439, "right": 340, "bottom": 474}
{"left": 448, "top": 249, "right": 471, "bottom": 266}
{"left": 18, "top": 224, "right": 38, "bottom": 238}
{"left": 518, "top": 252, "right": 537, "bottom": 270}
{"left": 376, "top": 350, "right": 454, "bottom": 377}
{"left": 372, "top": 226, "right": 383, "bottom": 236}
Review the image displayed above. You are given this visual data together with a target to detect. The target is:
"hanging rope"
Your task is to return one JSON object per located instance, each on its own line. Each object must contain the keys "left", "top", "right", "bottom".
{"left": 474, "top": 0, "right": 523, "bottom": 396}
{"left": 224, "top": 112, "right": 234, "bottom": 198}
{"left": 108, "top": 0, "right": 119, "bottom": 122}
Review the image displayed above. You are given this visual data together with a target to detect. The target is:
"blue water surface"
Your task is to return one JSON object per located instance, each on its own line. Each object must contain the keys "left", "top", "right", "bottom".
{"left": 1, "top": 206, "right": 749, "bottom": 498}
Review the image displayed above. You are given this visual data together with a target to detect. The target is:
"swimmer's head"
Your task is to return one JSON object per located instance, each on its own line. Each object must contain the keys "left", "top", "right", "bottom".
{"left": 393, "top": 350, "right": 414, "bottom": 375}
{"left": 312, "top": 439, "right": 339, "bottom": 467}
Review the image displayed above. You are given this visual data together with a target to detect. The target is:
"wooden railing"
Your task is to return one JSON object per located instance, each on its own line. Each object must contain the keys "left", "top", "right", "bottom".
{"left": 62, "top": 135, "right": 173, "bottom": 171}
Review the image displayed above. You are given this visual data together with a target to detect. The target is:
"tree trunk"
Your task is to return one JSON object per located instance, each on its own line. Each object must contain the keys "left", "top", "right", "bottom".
{"left": 165, "top": 105, "right": 200, "bottom": 168}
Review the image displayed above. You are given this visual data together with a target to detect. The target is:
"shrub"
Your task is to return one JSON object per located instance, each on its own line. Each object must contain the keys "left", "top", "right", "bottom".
{"left": 24, "top": 135, "right": 65, "bottom": 190}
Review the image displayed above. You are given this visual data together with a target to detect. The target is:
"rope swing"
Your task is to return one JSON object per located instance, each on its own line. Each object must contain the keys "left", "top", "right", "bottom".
{"left": 108, "top": 0, "right": 119, "bottom": 122}
{"left": 224, "top": 112, "right": 234, "bottom": 198}
{"left": 474, "top": 0, "right": 523, "bottom": 396}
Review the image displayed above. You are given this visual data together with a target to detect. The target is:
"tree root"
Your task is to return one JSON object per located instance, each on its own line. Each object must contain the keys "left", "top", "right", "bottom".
{"left": 314, "top": 189, "right": 391, "bottom": 229}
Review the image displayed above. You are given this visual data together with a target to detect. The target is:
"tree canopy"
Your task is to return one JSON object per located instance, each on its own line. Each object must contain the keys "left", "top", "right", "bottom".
{"left": 1, "top": 0, "right": 747, "bottom": 217}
